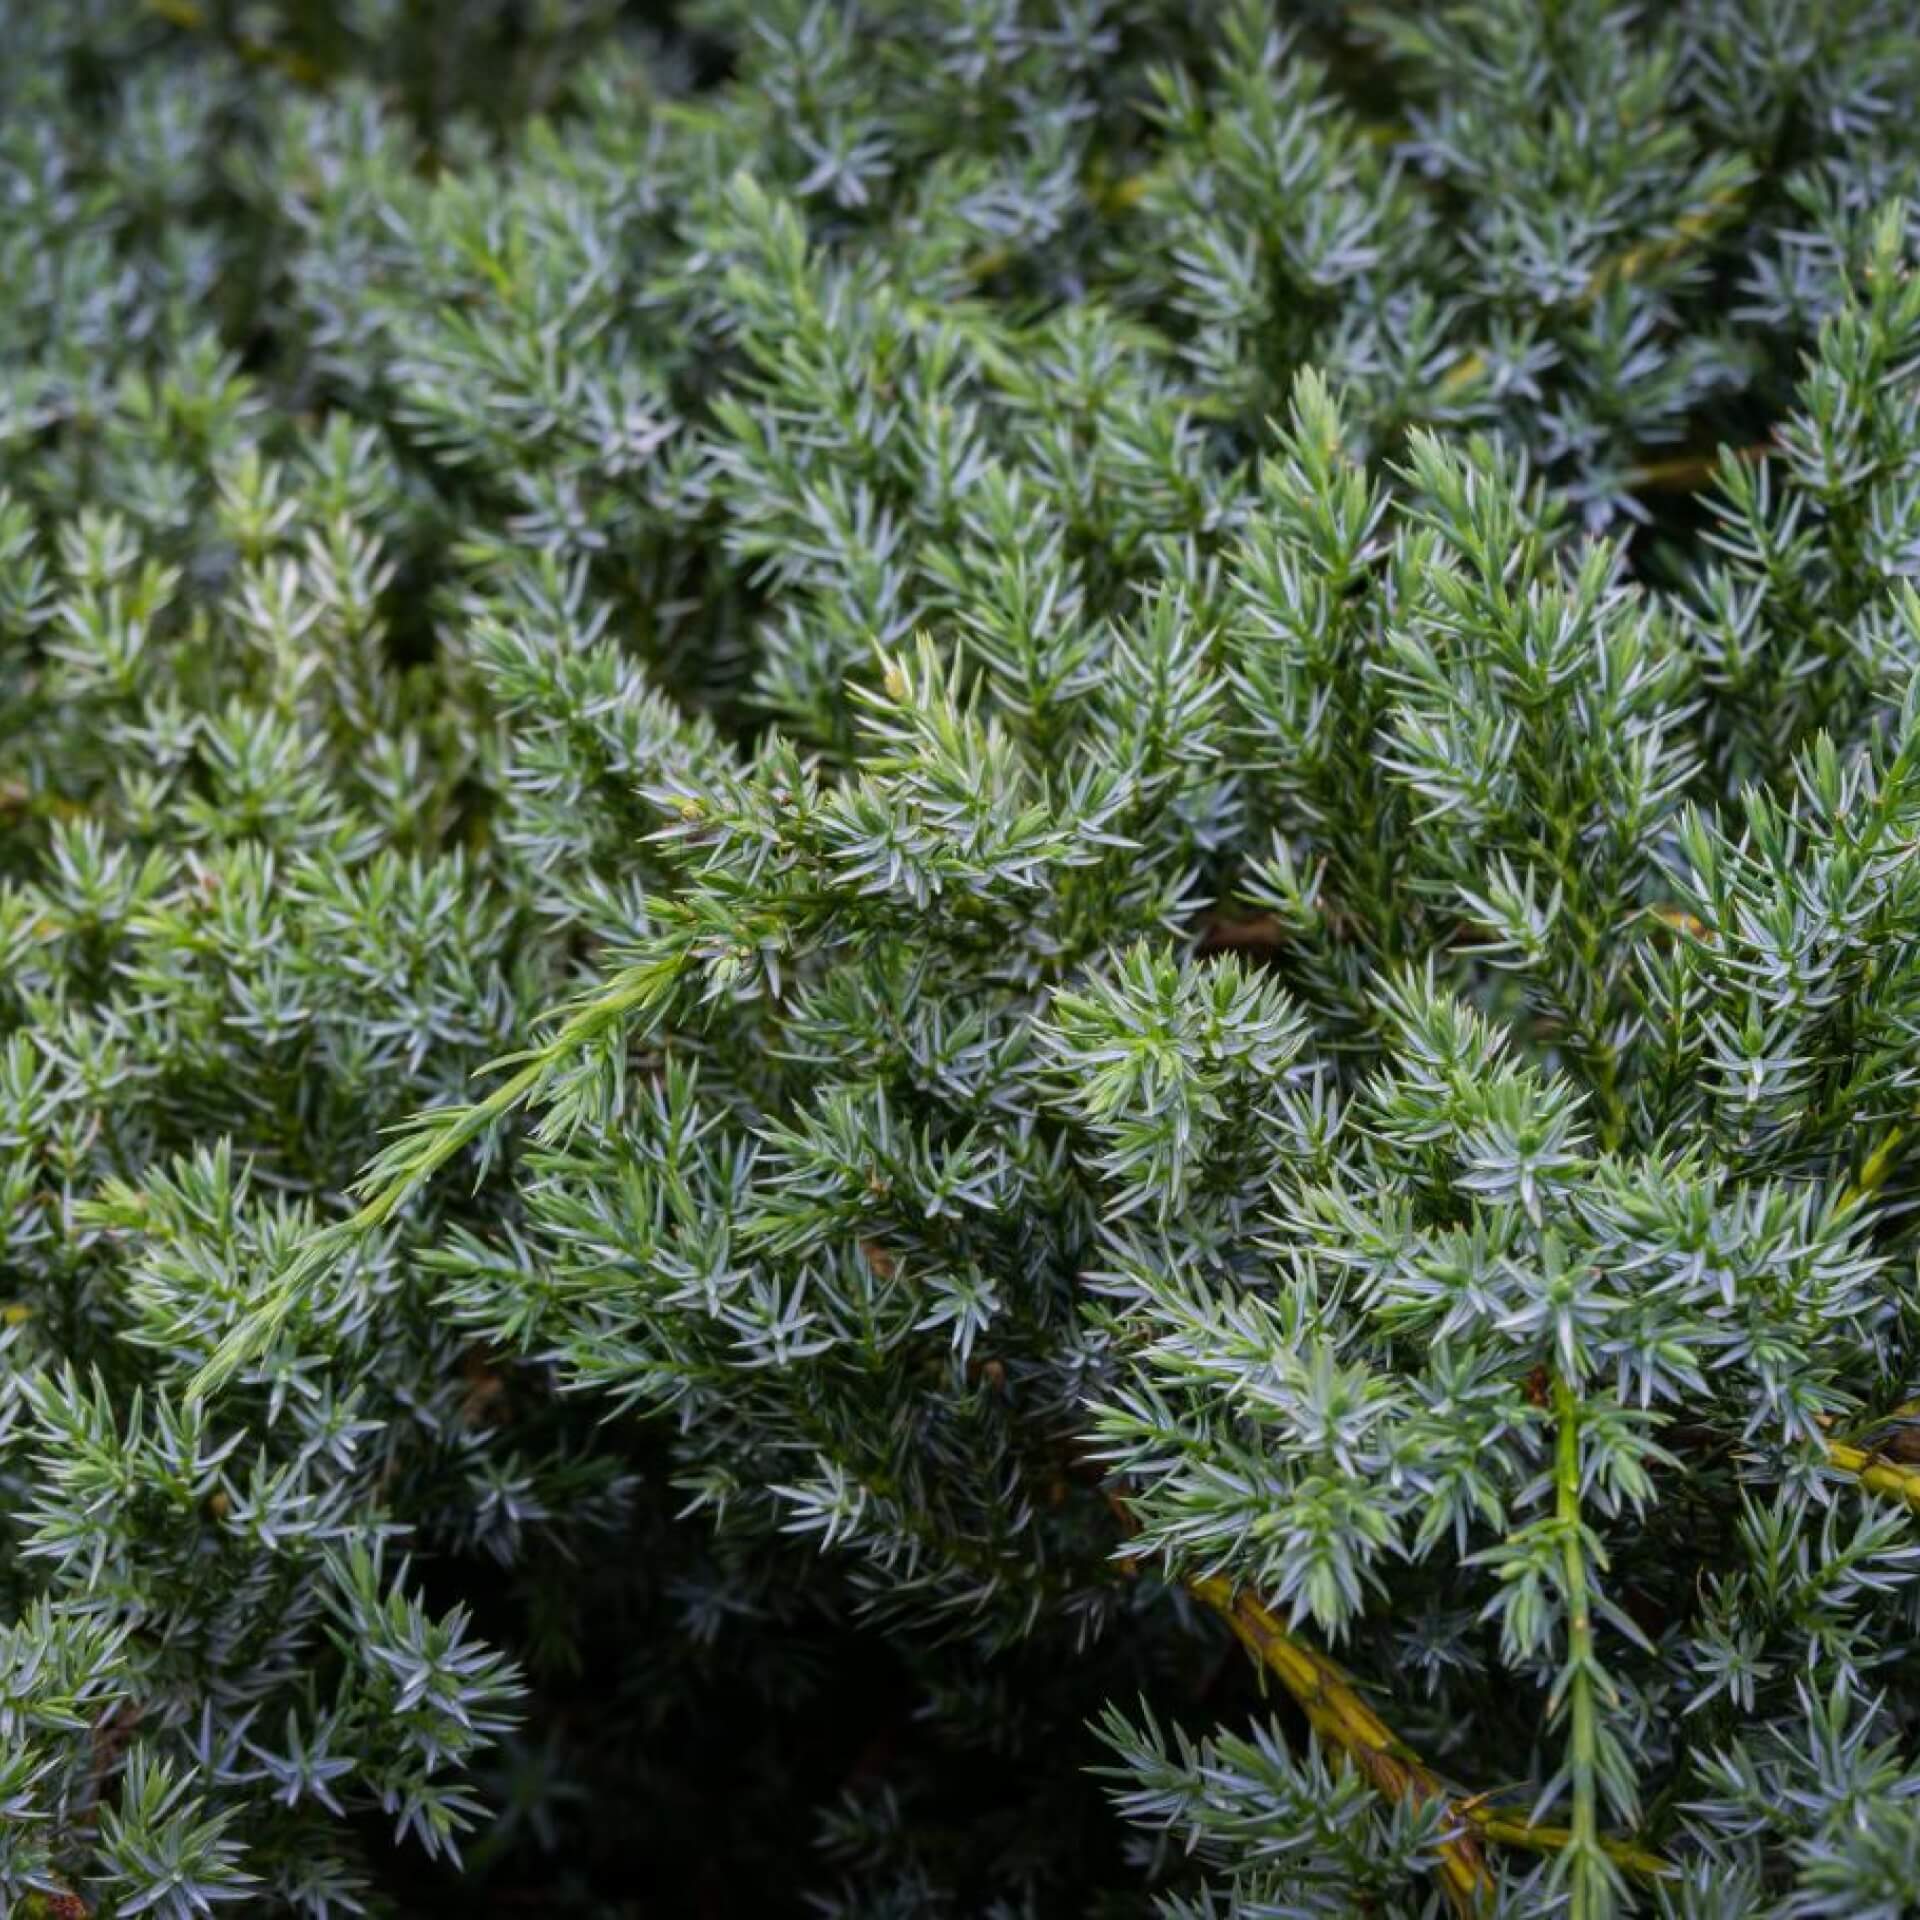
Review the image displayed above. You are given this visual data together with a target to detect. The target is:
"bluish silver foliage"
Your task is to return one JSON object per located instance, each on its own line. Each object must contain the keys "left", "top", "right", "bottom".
{"left": 8, "top": 4, "right": 1920, "bottom": 1916}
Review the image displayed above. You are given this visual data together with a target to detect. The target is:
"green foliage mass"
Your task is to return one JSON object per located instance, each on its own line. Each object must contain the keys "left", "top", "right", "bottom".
{"left": 10, "top": 2, "right": 1920, "bottom": 1915}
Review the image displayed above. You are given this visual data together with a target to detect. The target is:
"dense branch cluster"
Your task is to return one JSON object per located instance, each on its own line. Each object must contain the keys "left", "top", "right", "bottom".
{"left": 10, "top": 3, "right": 1920, "bottom": 1915}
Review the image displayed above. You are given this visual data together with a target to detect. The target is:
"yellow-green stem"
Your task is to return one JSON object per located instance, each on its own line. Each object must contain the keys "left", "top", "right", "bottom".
{"left": 1839, "top": 1124, "right": 1907, "bottom": 1211}
{"left": 1554, "top": 1375, "right": 1607, "bottom": 1919}
{"left": 189, "top": 952, "right": 684, "bottom": 1398}
{"left": 1189, "top": 1573, "right": 1493, "bottom": 1916}
{"left": 1828, "top": 1441, "right": 1920, "bottom": 1510}
{"left": 1187, "top": 1570, "right": 1675, "bottom": 1909}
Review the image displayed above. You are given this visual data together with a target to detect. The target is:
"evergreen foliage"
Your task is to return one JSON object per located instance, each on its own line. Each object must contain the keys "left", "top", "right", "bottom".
{"left": 10, "top": 2, "right": 1920, "bottom": 1914}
